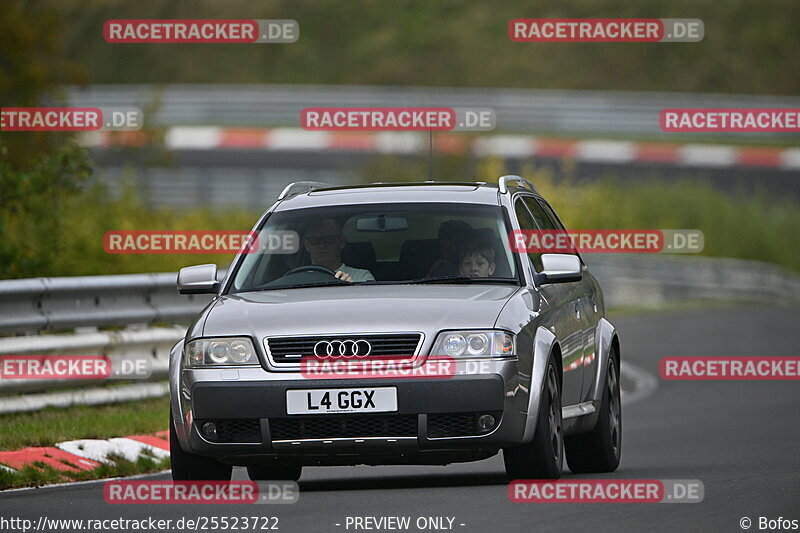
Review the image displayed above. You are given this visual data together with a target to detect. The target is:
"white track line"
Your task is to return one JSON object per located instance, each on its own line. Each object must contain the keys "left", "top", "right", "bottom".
{"left": 620, "top": 361, "right": 659, "bottom": 405}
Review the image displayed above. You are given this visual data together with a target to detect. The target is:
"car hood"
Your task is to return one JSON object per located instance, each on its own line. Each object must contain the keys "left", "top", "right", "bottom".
{"left": 202, "top": 284, "right": 520, "bottom": 338}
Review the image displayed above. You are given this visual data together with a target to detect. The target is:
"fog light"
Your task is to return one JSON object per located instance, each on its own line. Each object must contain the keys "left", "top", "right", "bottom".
{"left": 477, "top": 414, "right": 496, "bottom": 432}
{"left": 202, "top": 421, "right": 218, "bottom": 440}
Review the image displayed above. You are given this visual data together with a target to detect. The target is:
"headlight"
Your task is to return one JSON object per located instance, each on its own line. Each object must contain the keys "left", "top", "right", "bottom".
{"left": 183, "top": 337, "right": 258, "bottom": 367}
{"left": 431, "top": 330, "right": 515, "bottom": 357}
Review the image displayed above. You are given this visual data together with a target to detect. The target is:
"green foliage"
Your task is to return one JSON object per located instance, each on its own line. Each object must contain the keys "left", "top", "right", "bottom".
{"left": 0, "top": 0, "right": 86, "bottom": 170}
{"left": 48, "top": 0, "right": 800, "bottom": 94}
{"left": 2, "top": 155, "right": 799, "bottom": 278}
{"left": 368, "top": 155, "right": 800, "bottom": 272}
{"left": 525, "top": 166, "right": 800, "bottom": 272}
{"left": 0, "top": 0, "right": 96, "bottom": 279}
{"left": 0, "top": 142, "right": 93, "bottom": 278}
{"left": 0, "top": 174, "right": 261, "bottom": 278}
{"left": 0, "top": 149, "right": 260, "bottom": 278}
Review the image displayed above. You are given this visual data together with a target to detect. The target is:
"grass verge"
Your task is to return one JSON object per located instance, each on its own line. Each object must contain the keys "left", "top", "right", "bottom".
{"left": 0, "top": 397, "right": 170, "bottom": 490}
{"left": 0, "top": 396, "right": 169, "bottom": 450}
{"left": 0, "top": 451, "right": 169, "bottom": 491}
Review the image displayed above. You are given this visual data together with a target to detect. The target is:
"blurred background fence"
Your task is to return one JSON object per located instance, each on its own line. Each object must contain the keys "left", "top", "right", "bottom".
{"left": 66, "top": 84, "right": 800, "bottom": 136}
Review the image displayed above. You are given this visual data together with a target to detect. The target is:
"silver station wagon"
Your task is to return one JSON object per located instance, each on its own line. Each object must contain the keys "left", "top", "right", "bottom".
{"left": 169, "top": 177, "right": 622, "bottom": 481}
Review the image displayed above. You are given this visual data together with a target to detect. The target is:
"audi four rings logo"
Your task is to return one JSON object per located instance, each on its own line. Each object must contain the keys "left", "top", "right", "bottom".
{"left": 313, "top": 339, "right": 373, "bottom": 358}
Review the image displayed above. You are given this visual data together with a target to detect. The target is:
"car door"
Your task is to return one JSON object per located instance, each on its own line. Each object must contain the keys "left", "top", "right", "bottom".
{"left": 535, "top": 198, "right": 600, "bottom": 403}
{"left": 514, "top": 195, "right": 585, "bottom": 407}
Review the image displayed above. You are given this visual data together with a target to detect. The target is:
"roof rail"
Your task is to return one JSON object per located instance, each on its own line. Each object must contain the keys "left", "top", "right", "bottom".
{"left": 277, "top": 181, "right": 332, "bottom": 200}
{"left": 498, "top": 175, "right": 538, "bottom": 194}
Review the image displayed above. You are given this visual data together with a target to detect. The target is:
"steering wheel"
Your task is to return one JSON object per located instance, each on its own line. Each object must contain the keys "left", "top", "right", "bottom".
{"left": 285, "top": 265, "right": 338, "bottom": 277}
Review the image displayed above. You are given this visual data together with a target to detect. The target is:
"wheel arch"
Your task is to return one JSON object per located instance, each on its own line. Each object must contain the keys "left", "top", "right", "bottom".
{"left": 551, "top": 341, "right": 563, "bottom": 390}
{"left": 591, "top": 318, "right": 619, "bottom": 404}
{"left": 169, "top": 337, "right": 192, "bottom": 451}
{"left": 521, "top": 326, "right": 558, "bottom": 443}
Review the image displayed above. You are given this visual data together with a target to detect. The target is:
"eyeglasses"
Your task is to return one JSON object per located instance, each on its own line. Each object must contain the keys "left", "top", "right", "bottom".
{"left": 305, "top": 235, "right": 340, "bottom": 245}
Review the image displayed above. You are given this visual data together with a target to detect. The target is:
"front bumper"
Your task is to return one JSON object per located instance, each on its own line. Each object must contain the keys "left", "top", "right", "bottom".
{"left": 174, "top": 359, "right": 531, "bottom": 465}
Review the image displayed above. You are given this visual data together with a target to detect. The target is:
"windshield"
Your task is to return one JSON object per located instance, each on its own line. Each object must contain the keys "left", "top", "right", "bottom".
{"left": 230, "top": 202, "right": 519, "bottom": 292}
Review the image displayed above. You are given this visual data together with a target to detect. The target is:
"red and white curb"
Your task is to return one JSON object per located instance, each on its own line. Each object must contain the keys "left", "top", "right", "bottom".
{"left": 0, "top": 430, "right": 169, "bottom": 475}
{"left": 81, "top": 127, "right": 800, "bottom": 170}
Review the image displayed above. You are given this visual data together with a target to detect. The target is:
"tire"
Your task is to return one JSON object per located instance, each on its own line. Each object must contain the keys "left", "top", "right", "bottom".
{"left": 565, "top": 349, "right": 622, "bottom": 473}
{"left": 247, "top": 464, "right": 302, "bottom": 482}
{"left": 169, "top": 409, "right": 232, "bottom": 481}
{"left": 503, "top": 356, "right": 564, "bottom": 479}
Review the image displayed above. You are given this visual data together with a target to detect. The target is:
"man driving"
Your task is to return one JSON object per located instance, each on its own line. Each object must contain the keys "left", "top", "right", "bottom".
{"left": 303, "top": 218, "right": 375, "bottom": 282}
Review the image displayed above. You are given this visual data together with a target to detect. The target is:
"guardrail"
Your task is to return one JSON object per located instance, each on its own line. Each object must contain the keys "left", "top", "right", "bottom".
{"left": 66, "top": 84, "right": 800, "bottom": 137}
{"left": 0, "top": 272, "right": 215, "bottom": 335}
{"left": 585, "top": 255, "right": 800, "bottom": 307}
{"left": 1, "top": 256, "right": 799, "bottom": 413}
{"left": 2, "top": 256, "right": 798, "bottom": 337}
{"left": 0, "top": 328, "right": 180, "bottom": 414}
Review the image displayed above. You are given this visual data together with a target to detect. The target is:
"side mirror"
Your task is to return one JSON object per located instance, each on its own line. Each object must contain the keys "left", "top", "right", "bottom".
{"left": 535, "top": 254, "right": 582, "bottom": 285}
{"left": 177, "top": 264, "right": 220, "bottom": 294}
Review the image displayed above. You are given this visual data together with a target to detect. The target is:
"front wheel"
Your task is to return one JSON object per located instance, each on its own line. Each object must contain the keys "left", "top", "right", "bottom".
{"left": 565, "top": 349, "right": 622, "bottom": 473}
{"left": 503, "top": 356, "right": 563, "bottom": 479}
{"left": 170, "top": 409, "right": 232, "bottom": 481}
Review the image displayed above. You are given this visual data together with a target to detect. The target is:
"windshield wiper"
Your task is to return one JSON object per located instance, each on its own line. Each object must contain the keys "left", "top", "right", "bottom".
{"left": 242, "top": 280, "right": 349, "bottom": 292}
{"left": 235, "top": 276, "right": 516, "bottom": 292}
{"left": 406, "top": 275, "right": 519, "bottom": 284}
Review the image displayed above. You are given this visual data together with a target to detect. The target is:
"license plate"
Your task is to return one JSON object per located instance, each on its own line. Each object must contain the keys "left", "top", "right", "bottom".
{"left": 286, "top": 387, "right": 397, "bottom": 415}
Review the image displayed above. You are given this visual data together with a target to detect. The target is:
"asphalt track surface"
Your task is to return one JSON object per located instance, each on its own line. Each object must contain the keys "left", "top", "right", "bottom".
{"left": 2, "top": 304, "right": 799, "bottom": 532}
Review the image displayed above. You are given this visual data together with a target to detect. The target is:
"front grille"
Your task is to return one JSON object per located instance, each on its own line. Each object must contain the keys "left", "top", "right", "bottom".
{"left": 428, "top": 412, "right": 501, "bottom": 438}
{"left": 269, "top": 414, "right": 417, "bottom": 440}
{"left": 200, "top": 419, "right": 262, "bottom": 443}
{"left": 265, "top": 333, "right": 422, "bottom": 365}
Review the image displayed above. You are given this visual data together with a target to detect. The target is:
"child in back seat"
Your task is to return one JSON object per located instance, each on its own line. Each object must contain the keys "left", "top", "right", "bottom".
{"left": 426, "top": 220, "right": 473, "bottom": 277}
{"left": 458, "top": 239, "right": 496, "bottom": 279}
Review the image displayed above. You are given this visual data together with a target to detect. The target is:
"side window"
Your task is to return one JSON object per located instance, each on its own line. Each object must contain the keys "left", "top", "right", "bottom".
{"left": 533, "top": 197, "right": 584, "bottom": 263}
{"left": 535, "top": 199, "right": 567, "bottom": 231}
{"left": 522, "top": 196, "right": 557, "bottom": 230}
{"left": 513, "top": 198, "right": 544, "bottom": 272}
